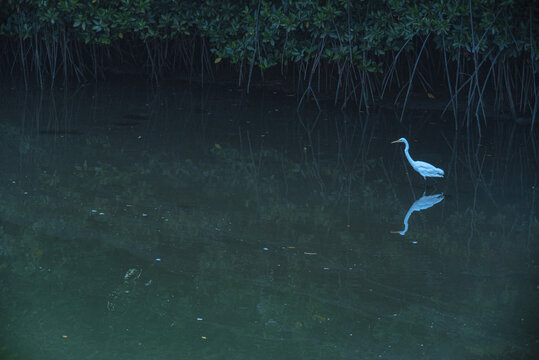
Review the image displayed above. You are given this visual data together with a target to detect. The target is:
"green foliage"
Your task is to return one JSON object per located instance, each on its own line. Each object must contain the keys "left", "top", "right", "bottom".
{"left": 1, "top": 1, "right": 537, "bottom": 121}
{"left": 1, "top": 0, "right": 536, "bottom": 68}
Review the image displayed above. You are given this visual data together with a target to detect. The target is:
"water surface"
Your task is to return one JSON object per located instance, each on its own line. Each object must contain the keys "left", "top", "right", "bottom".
{"left": 0, "top": 81, "right": 537, "bottom": 359}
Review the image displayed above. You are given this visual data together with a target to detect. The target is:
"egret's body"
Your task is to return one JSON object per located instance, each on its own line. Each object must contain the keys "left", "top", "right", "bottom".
{"left": 392, "top": 138, "right": 444, "bottom": 180}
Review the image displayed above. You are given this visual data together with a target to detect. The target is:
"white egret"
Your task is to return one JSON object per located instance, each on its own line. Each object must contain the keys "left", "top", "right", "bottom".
{"left": 391, "top": 138, "right": 444, "bottom": 180}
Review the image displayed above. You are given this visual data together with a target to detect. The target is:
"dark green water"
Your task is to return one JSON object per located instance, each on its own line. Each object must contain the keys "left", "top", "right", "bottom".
{"left": 0, "top": 81, "right": 537, "bottom": 359}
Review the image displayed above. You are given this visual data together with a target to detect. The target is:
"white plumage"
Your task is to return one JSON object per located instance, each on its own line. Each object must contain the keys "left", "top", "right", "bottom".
{"left": 391, "top": 138, "right": 444, "bottom": 180}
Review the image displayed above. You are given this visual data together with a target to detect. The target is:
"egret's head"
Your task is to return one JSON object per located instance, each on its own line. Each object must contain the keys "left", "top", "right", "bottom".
{"left": 391, "top": 138, "right": 406, "bottom": 144}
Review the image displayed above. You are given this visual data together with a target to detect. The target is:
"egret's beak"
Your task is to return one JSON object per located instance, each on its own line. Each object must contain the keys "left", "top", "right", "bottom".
{"left": 391, "top": 139, "right": 400, "bottom": 144}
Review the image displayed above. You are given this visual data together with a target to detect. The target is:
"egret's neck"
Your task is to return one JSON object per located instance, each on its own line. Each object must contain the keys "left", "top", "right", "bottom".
{"left": 403, "top": 142, "right": 415, "bottom": 165}
{"left": 400, "top": 207, "right": 413, "bottom": 235}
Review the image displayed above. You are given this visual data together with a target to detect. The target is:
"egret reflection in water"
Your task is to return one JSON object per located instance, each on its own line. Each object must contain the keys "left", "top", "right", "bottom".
{"left": 392, "top": 193, "right": 445, "bottom": 235}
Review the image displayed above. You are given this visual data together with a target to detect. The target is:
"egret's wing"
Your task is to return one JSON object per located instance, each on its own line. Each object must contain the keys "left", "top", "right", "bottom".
{"left": 415, "top": 161, "right": 444, "bottom": 177}
{"left": 410, "top": 193, "right": 444, "bottom": 211}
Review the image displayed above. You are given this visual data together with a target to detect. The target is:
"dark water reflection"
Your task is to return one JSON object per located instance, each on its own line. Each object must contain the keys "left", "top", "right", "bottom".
{"left": 0, "top": 81, "right": 537, "bottom": 359}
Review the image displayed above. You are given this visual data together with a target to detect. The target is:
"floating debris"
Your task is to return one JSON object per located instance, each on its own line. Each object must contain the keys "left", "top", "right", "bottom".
{"left": 124, "top": 268, "right": 140, "bottom": 279}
